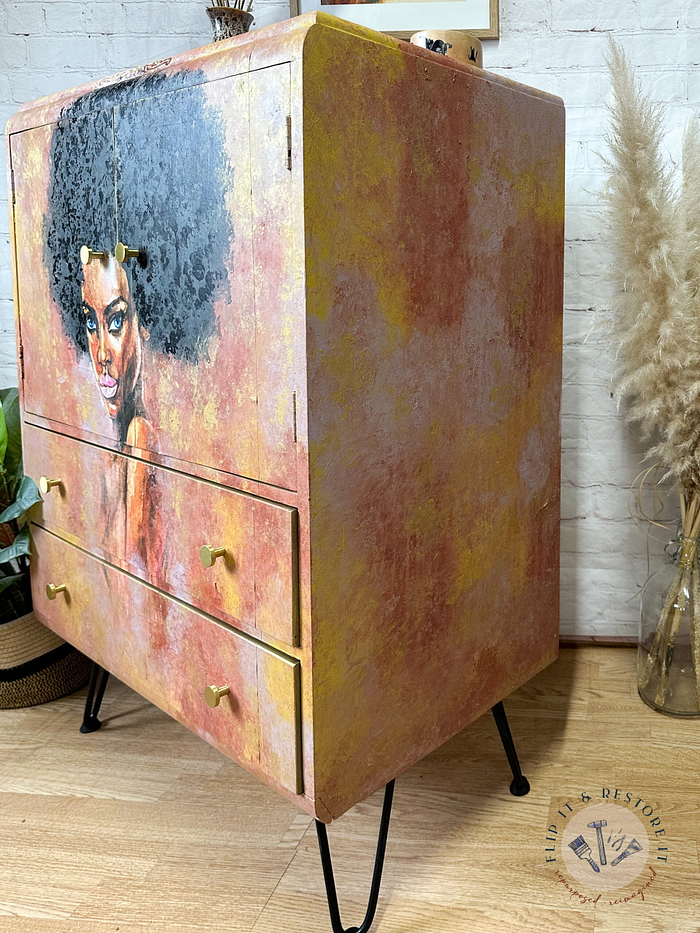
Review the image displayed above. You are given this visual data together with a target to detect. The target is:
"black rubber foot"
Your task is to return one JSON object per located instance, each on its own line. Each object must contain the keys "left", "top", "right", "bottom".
{"left": 80, "top": 716, "right": 102, "bottom": 734}
{"left": 510, "top": 775, "right": 530, "bottom": 797}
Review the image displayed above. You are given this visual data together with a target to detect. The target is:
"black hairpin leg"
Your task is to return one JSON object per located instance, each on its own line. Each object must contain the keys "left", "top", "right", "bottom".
{"left": 491, "top": 701, "right": 530, "bottom": 796}
{"left": 80, "top": 661, "right": 110, "bottom": 734}
{"left": 315, "top": 779, "right": 395, "bottom": 933}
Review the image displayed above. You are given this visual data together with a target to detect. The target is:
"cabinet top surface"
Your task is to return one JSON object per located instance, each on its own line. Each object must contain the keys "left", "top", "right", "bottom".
{"left": 6, "top": 12, "right": 562, "bottom": 135}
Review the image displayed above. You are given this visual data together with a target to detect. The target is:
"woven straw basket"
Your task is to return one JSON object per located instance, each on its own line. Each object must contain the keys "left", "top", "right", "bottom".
{"left": 0, "top": 612, "right": 91, "bottom": 709}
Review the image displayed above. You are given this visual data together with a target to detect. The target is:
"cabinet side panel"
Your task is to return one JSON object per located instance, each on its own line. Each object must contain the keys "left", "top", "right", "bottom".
{"left": 304, "top": 30, "right": 564, "bottom": 818}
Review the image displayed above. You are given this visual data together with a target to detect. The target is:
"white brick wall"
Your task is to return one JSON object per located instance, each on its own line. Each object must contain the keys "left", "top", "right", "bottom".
{"left": 1, "top": 0, "right": 693, "bottom": 636}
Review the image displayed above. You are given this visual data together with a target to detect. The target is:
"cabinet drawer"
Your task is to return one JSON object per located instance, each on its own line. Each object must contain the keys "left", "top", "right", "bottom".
{"left": 23, "top": 423, "right": 126, "bottom": 563}
{"left": 30, "top": 525, "right": 302, "bottom": 795}
{"left": 24, "top": 425, "right": 299, "bottom": 646}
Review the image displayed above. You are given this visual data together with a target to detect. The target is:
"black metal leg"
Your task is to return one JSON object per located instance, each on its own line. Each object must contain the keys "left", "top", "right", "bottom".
{"left": 491, "top": 701, "right": 530, "bottom": 796}
{"left": 315, "top": 779, "right": 395, "bottom": 933}
{"left": 80, "top": 661, "right": 110, "bottom": 734}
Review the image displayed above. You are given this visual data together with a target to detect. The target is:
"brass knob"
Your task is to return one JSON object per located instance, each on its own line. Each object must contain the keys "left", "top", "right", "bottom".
{"left": 46, "top": 583, "right": 67, "bottom": 600}
{"left": 80, "top": 246, "right": 107, "bottom": 265}
{"left": 200, "top": 545, "right": 226, "bottom": 568}
{"left": 115, "top": 242, "right": 140, "bottom": 262}
{"left": 39, "top": 477, "right": 62, "bottom": 494}
{"left": 205, "top": 684, "right": 230, "bottom": 708}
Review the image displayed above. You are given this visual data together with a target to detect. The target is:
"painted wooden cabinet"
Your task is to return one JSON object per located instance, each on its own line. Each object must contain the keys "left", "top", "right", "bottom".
{"left": 6, "top": 12, "right": 565, "bottom": 822}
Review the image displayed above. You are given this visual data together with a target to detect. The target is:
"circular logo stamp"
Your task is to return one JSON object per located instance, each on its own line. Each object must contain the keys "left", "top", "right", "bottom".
{"left": 545, "top": 789, "right": 669, "bottom": 907}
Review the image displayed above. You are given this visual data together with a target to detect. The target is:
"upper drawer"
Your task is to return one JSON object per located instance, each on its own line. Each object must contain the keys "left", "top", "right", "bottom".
{"left": 30, "top": 525, "right": 301, "bottom": 796}
{"left": 24, "top": 424, "right": 299, "bottom": 647}
{"left": 10, "top": 65, "right": 298, "bottom": 491}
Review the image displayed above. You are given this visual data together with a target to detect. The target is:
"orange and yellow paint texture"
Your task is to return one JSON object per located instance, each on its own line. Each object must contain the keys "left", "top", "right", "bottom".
{"left": 7, "top": 13, "right": 564, "bottom": 821}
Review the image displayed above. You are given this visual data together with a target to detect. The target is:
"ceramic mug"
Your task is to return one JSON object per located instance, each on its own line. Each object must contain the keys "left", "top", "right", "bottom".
{"left": 410, "top": 31, "right": 483, "bottom": 68}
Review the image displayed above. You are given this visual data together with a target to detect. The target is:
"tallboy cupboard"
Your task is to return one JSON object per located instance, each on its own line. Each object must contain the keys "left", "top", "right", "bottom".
{"left": 6, "top": 13, "right": 565, "bottom": 825}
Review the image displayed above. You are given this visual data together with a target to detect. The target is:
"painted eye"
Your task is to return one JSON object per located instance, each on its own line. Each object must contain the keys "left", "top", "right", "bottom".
{"left": 84, "top": 310, "right": 97, "bottom": 333}
{"left": 108, "top": 312, "right": 124, "bottom": 335}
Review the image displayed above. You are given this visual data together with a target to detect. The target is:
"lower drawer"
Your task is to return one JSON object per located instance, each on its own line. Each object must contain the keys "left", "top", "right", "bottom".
{"left": 30, "top": 525, "right": 302, "bottom": 796}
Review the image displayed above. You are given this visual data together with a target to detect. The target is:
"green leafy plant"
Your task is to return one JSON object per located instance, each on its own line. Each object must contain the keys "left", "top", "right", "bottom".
{"left": 0, "top": 388, "right": 41, "bottom": 624}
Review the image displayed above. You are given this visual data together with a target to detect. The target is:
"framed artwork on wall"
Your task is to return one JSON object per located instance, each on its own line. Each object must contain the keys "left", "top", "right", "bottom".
{"left": 290, "top": 0, "right": 499, "bottom": 40}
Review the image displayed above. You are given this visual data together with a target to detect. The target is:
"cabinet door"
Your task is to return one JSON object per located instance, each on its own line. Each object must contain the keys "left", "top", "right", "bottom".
{"left": 11, "top": 111, "right": 117, "bottom": 435}
{"left": 112, "top": 75, "right": 260, "bottom": 482}
{"left": 250, "top": 64, "right": 299, "bottom": 491}
{"left": 11, "top": 68, "right": 298, "bottom": 491}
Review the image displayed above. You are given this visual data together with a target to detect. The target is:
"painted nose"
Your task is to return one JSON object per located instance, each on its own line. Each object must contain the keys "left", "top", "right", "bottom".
{"left": 97, "top": 329, "right": 110, "bottom": 365}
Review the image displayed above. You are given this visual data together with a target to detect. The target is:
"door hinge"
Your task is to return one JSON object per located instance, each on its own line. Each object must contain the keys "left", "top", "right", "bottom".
{"left": 10, "top": 166, "right": 16, "bottom": 205}
{"left": 286, "top": 115, "right": 292, "bottom": 171}
{"left": 18, "top": 344, "right": 24, "bottom": 382}
{"left": 292, "top": 391, "right": 297, "bottom": 443}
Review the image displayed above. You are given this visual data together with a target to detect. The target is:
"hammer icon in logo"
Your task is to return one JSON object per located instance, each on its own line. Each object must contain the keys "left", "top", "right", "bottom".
{"left": 587, "top": 819, "right": 607, "bottom": 866}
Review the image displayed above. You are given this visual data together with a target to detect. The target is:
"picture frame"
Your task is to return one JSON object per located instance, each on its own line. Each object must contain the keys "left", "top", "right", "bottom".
{"left": 289, "top": 0, "right": 499, "bottom": 41}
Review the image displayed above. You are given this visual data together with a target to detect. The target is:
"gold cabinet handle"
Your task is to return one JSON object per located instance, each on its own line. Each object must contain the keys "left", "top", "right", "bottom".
{"left": 200, "top": 545, "right": 226, "bottom": 568}
{"left": 39, "top": 477, "right": 62, "bottom": 494}
{"left": 115, "top": 242, "right": 141, "bottom": 262}
{"left": 46, "top": 583, "right": 67, "bottom": 600}
{"left": 205, "top": 684, "right": 230, "bottom": 708}
{"left": 80, "top": 245, "right": 107, "bottom": 265}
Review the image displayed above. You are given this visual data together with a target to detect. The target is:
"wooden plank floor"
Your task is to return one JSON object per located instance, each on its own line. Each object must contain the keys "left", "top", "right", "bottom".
{"left": 0, "top": 647, "right": 698, "bottom": 932}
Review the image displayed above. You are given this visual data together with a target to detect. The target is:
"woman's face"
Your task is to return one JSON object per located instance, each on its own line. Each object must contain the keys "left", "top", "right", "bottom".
{"left": 81, "top": 256, "right": 142, "bottom": 421}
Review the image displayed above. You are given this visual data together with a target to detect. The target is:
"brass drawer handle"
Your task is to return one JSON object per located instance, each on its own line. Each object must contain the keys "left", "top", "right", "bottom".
{"left": 46, "top": 583, "right": 67, "bottom": 600}
{"left": 200, "top": 545, "right": 226, "bottom": 568}
{"left": 80, "top": 246, "right": 107, "bottom": 265}
{"left": 39, "top": 477, "right": 62, "bottom": 494}
{"left": 115, "top": 242, "right": 141, "bottom": 262}
{"left": 205, "top": 684, "right": 230, "bottom": 708}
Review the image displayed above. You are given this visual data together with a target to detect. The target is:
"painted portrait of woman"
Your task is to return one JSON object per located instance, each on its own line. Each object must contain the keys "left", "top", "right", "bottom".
{"left": 43, "top": 71, "right": 233, "bottom": 575}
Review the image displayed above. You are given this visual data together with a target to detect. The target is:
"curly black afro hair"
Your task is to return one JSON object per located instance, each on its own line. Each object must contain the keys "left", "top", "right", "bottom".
{"left": 44, "top": 70, "right": 233, "bottom": 363}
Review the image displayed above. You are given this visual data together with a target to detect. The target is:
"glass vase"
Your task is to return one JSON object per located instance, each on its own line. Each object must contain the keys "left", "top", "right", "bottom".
{"left": 638, "top": 536, "right": 700, "bottom": 716}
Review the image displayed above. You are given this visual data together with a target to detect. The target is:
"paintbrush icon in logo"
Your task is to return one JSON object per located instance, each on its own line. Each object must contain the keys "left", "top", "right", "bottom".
{"left": 568, "top": 835, "right": 600, "bottom": 873}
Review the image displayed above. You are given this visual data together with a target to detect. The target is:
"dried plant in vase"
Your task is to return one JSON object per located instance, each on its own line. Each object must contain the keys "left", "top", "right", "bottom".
{"left": 601, "top": 39, "right": 700, "bottom": 715}
{"left": 206, "top": 0, "right": 254, "bottom": 41}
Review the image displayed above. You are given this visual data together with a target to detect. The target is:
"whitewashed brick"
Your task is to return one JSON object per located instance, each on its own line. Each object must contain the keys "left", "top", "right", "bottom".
{"left": 565, "top": 206, "right": 605, "bottom": 241}
{"left": 687, "top": 67, "right": 700, "bottom": 103}
{"left": 10, "top": 71, "right": 71, "bottom": 104}
{"left": 640, "top": 7, "right": 683, "bottom": 31}
{"left": 43, "top": 3, "right": 85, "bottom": 34}
{"left": 0, "top": 363, "right": 20, "bottom": 390}
{"left": 0, "top": 35, "right": 28, "bottom": 68}
{"left": 124, "top": 3, "right": 172, "bottom": 35}
{"left": 5, "top": 3, "right": 45, "bottom": 37}
{"left": 108, "top": 35, "right": 184, "bottom": 70}
{"left": 167, "top": 3, "right": 209, "bottom": 35}
{"left": 566, "top": 107, "right": 609, "bottom": 142}
{"left": 628, "top": 32, "right": 693, "bottom": 66}
{"left": 485, "top": 38, "right": 538, "bottom": 70}
{"left": 501, "top": 0, "right": 551, "bottom": 30}
{"left": 573, "top": 238, "right": 611, "bottom": 276}
{"left": 252, "top": 5, "right": 291, "bottom": 30}
{"left": 563, "top": 308, "right": 599, "bottom": 344}
{"left": 0, "top": 300, "right": 15, "bottom": 332}
{"left": 85, "top": 3, "right": 126, "bottom": 36}
{"left": 594, "top": 5, "right": 640, "bottom": 32}
{"left": 28, "top": 35, "right": 110, "bottom": 70}
{"left": 529, "top": 33, "right": 609, "bottom": 70}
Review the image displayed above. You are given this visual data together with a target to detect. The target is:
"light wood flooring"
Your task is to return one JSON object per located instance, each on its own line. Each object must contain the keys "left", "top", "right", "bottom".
{"left": 0, "top": 646, "right": 698, "bottom": 932}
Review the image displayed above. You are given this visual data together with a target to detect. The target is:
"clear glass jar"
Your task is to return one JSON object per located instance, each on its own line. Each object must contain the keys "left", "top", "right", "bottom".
{"left": 638, "top": 536, "right": 700, "bottom": 716}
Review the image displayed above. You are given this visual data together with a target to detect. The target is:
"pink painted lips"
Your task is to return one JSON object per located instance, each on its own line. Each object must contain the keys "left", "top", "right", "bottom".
{"left": 99, "top": 375, "right": 117, "bottom": 399}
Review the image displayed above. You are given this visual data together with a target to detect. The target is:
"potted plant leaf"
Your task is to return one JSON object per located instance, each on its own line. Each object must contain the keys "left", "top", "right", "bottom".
{"left": 0, "top": 388, "right": 91, "bottom": 708}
